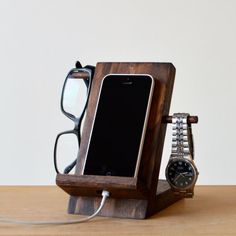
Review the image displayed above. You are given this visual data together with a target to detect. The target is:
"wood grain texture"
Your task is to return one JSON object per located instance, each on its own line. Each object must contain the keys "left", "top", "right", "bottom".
{"left": 0, "top": 186, "right": 236, "bottom": 236}
{"left": 56, "top": 62, "right": 177, "bottom": 218}
{"left": 56, "top": 174, "right": 147, "bottom": 199}
{"left": 69, "top": 180, "right": 181, "bottom": 219}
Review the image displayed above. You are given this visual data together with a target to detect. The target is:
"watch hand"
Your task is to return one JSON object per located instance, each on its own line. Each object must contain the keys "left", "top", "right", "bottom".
{"left": 173, "top": 174, "right": 182, "bottom": 182}
{"left": 180, "top": 172, "right": 188, "bottom": 175}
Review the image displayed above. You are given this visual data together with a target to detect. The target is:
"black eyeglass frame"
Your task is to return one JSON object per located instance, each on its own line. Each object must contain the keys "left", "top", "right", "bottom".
{"left": 54, "top": 67, "right": 93, "bottom": 174}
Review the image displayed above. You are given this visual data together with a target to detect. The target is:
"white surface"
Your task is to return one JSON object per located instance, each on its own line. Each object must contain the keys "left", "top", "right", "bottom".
{"left": 0, "top": 0, "right": 235, "bottom": 185}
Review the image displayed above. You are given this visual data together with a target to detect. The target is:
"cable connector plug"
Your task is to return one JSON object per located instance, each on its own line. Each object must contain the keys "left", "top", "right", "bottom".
{"left": 102, "top": 190, "right": 110, "bottom": 198}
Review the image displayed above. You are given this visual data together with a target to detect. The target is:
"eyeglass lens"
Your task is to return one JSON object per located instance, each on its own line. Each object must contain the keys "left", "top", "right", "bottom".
{"left": 56, "top": 132, "right": 79, "bottom": 174}
{"left": 62, "top": 71, "right": 89, "bottom": 118}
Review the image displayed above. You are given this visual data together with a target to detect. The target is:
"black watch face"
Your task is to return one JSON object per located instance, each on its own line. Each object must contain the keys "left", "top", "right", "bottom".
{"left": 167, "top": 159, "right": 195, "bottom": 188}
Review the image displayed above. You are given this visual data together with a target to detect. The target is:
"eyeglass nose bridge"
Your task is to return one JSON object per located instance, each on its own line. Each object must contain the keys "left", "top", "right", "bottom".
{"left": 73, "top": 117, "right": 82, "bottom": 131}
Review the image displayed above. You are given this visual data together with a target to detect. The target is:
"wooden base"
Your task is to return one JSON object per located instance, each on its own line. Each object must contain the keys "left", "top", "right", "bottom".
{"left": 67, "top": 180, "right": 182, "bottom": 219}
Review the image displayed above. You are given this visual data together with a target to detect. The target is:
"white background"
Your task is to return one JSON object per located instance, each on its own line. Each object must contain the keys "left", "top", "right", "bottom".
{"left": 0, "top": 0, "right": 235, "bottom": 185}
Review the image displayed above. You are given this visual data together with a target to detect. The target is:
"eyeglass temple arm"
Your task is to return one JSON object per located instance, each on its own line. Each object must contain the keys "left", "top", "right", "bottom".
{"left": 75, "top": 61, "right": 95, "bottom": 78}
{"left": 64, "top": 159, "right": 77, "bottom": 174}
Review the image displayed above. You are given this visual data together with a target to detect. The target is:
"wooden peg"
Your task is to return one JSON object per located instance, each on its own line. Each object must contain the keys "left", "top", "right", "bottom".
{"left": 163, "top": 115, "right": 198, "bottom": 124}
{"left": 71, "top": 71, "right": 90, "bottom": 79}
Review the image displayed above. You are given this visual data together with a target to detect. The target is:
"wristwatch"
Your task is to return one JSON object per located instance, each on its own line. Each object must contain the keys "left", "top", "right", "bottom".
{"left": 165, "top": 113, "right": 199, "bottom": 198}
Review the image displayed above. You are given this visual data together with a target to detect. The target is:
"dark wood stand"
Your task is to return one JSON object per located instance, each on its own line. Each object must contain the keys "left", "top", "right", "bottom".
{"left": 56, "top": 62, "right": 197, "bottom": 219}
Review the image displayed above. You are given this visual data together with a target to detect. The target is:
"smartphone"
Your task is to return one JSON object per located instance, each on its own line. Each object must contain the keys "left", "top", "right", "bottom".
{"left": 83, "top": 74, "right": 154, "bottom": 177}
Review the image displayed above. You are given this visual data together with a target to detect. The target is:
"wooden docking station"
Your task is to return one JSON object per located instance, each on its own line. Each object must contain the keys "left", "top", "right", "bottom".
{"left": 56, "top": 62, "right": 197, "bottom": 219}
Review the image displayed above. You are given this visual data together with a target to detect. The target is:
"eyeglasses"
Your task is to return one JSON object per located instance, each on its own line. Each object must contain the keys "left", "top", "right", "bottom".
{"left": 54, "top": 67, "right": 93, "bottom": 174}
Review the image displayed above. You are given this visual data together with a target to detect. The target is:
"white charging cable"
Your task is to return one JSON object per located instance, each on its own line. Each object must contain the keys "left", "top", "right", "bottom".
{"left": 0, "top": 190, "right": 109, "bottom": 225}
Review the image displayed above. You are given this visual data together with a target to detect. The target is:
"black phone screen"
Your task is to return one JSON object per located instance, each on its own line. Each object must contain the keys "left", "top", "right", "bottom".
{"left": 83, "top": 74, "right": 154, "bottom": 177}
